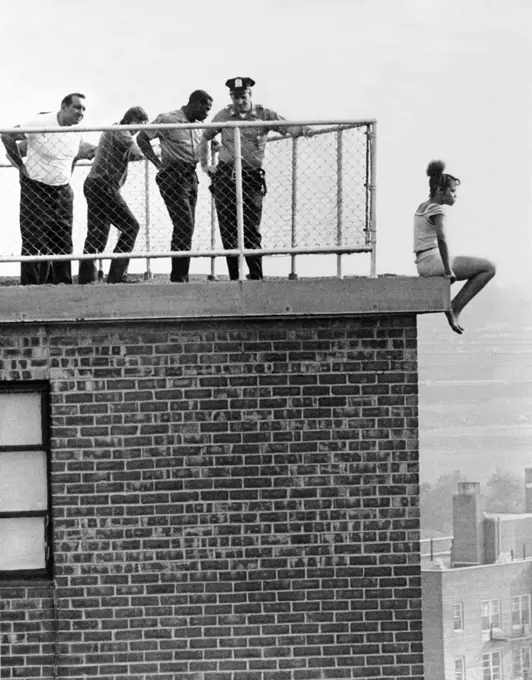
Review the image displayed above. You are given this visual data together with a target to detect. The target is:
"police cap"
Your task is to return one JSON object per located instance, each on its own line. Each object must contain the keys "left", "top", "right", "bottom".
{"left": 225, "top": 77, "right": 255, "bottom": 93}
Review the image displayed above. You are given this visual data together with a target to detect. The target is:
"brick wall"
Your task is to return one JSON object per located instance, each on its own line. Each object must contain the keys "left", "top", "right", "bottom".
{"left": 0, "top": 314, "right": 423, "bottom": 680}
{"left": 0, "top": 585, "right": 55, "bottom": 679}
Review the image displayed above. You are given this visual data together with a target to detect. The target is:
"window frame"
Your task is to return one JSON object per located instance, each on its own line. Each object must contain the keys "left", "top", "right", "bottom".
{"left": 513, "top": 644, "right": 532, "bottom": 678}
{"left": 482, "top": 598, "right": 502, "bottom": 632}
{"left": 512, "top": 594, "right": 532, "bottom": 631}
{"left": 453, "top": 602, "right": 464, "bottom": 632}
{"left": 482, "top": 651, "right": 502, "bottom": 680}
{"left": 454, "top": 656, "right": 465, "bottom": 680}
{"left": 0, "top": 381, "right": 52, "bottom": 580}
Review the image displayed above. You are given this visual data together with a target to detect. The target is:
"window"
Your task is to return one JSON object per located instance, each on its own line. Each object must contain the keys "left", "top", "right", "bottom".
{"left": 483, "top": 651, "right": 502, "bottom": 680}
{"left": 453, "top": 602, "right": 464, "bottom": 631}
{"left": 513, "top": 595, "right": 531, "bottom": 631}
{"left": 0, "top": 383, "right": 51, "bottom": 578}
{"left": 455, "top": 656, "right": 465, "bottom": 680}
{"left": 513, "top": 646, "right": 532, "bottom": 679}
{"left": 482, "top": 599, "right": 501, "bottom": 631}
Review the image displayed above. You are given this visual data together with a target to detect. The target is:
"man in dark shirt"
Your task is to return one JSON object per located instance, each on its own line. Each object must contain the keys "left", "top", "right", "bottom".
{"left": 78, "top": 106, "right": 149, "bottom": 284}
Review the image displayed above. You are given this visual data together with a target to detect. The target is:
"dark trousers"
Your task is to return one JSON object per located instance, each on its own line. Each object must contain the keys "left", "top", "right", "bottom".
{"left": 19, "top": 175, "right": 73, "bottom": 285}
{"left": 212, "top": 163, "right": 264, "bottom": 280}
{"left": 155, "top": 164, "right": 198, "bottom": 282}
{"left": 79, "top": 177, "right": 140, "bottom": 284}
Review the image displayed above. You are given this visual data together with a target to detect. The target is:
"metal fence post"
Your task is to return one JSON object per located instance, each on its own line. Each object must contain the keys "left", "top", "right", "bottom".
{"left": 336, "top": 128, "right": 344, "bottom": 279}
{"left": 289, "top": 136, "right": 298, "bottom": 280}
{"left": 369, "top": 121, "right": 377, "bottom": 278}
{"left": 233, "top": 127, "right": 245, "bottom": 281}
{"left": 209, "top": 144, "right": 217, "bottom": 281}
{"left": 143, "top": 159, "right": 152, "bottom": 280}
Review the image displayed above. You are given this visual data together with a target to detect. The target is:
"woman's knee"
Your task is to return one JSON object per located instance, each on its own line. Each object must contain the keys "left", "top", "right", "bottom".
{"left": 453, "top": 256, "right": 495, "bottom": 279}
{"left": 485, "top": 259, "right": 496, "bottom": 278}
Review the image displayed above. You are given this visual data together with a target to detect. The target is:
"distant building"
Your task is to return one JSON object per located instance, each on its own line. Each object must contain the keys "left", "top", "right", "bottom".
{"left": 422, "top": 470, "right": 532, "bottom": 680}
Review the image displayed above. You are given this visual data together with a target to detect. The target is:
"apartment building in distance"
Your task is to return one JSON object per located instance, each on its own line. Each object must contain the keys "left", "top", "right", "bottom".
{"left": 422, "top": 470, "right": 532, "bottom": 680}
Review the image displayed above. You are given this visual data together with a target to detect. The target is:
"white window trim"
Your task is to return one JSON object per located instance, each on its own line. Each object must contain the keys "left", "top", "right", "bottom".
{"left": 482, "top": 650, "right": 502, "bottom": 680}
{"left": 453, "top": 602, "right": 464, "bottom": 632}
{"left": 482, "top": 598, "right": 502, "bottom": 632}
{"left": 454, "top": 655, "right": 465, "bottom": 680}
{"left": 512, "top": 594, "right": 531, "bottom": 631}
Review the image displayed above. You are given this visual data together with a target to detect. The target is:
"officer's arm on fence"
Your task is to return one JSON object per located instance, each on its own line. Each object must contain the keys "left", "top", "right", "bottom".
{"left": 264, "top": 108, "right": 311, "bottom": 139}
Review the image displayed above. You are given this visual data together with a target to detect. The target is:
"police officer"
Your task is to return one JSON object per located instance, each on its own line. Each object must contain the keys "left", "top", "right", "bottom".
{"left": 199, "top": 77, "right": 310, "bottom": 281}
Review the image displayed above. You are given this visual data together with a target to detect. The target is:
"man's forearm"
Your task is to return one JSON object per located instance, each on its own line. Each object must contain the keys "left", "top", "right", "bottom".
{"left": 128, "top": 142, "right": 145, "bottom": 161}
{"left": 78, "top": 142, "right": 97, "bottom": 160}
{"left": 286, "top": 124, "right": 312, "bottom": 138}
{"left": 137, "top": 133, "right": 160, "bottom": 168}
{"left": 198, "top": 139, "right": 210, "bottom": 169}
{"left": 2, "top": 135, "right": 25, "bottom": 170}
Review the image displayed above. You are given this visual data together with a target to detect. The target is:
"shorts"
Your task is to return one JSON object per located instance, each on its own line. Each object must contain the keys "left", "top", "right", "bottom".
{"left": 415, "top": 248, "right": 452, "bottom": 277}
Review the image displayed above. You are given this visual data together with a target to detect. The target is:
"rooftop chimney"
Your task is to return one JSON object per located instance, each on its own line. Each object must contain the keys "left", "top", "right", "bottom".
{"left": 451, "top": 482, "right": 484, "bottom": 566}
{"left": 525, "top": 469, "right": 532, "bottom": 513}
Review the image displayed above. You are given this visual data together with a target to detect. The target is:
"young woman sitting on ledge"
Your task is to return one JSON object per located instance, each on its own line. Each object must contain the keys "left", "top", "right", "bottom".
{"left": 414, "top": 160, "right": 496, "bottom": 334}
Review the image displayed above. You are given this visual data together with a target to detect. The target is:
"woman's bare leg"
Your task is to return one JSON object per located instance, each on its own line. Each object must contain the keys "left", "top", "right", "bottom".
{"left": 445, "top": 308, "right": 463, "bottom": 334}
{"left": 449, "top": 256, "right": 496, "bottom": 327}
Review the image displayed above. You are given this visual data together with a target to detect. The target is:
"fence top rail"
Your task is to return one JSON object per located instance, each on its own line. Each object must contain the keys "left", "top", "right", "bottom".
{"left": 0, "top": 118, "right": 377, "bottom": 136}
{"left": 267, "top": 123, "right": 371, "bottom": 143}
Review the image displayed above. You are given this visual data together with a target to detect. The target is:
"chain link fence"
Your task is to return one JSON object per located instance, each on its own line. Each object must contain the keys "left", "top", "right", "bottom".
{"left": 0, "top": 120, "right": 376, "bottom": 283}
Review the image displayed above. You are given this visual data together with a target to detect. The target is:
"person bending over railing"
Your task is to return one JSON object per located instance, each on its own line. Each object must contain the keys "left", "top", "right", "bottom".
{"left": 78, "top": 106, "right": 149, "bottom": 284}
{"left": 414, "top": 160, "right": 496, "bottom": 334}
{"left": 137, "top": 90, "right": 213, "bottom": 283}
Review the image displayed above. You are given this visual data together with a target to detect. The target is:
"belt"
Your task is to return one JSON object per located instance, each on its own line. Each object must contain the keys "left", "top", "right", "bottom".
{"left": 217, "top": 162, "right": 264, "bottom": 174}
{"left": 415, "top": 246, "right": 437, "bottom": 257}
{"left": 160, "top": 162, "right": 197, "bottom": 173}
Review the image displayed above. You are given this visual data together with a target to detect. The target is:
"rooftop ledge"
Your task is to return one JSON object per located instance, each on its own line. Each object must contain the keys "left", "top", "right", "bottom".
{"left": 0, "top": 277, "right": 449, "bottom": 325}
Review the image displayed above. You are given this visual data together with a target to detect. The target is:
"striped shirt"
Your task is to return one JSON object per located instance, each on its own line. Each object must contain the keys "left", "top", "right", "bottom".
{"left": 414, "top": 202, "right": 447, "bottom": 254}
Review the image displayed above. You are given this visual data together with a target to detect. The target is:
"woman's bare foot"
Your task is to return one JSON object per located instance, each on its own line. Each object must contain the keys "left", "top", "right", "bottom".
{"left": 445, "top": 309, "right": 463, "bottom": 334}
{"left": 452, "top": 302, "right": 465, "bottom": 332}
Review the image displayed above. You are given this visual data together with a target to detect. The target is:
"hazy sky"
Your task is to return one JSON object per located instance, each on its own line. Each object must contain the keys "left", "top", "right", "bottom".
{"left": 0, "top": 0, "right": 530, "bottom": 284}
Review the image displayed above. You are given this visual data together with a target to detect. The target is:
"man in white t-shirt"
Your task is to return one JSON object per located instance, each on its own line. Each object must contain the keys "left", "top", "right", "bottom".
{"left": 1, "top": 93, "right": 95, "bottom": 285}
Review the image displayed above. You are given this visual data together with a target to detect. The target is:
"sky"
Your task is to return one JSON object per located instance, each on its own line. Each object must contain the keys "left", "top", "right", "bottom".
{"left": 0, "top": 0, "right": 530, "bottom": 285}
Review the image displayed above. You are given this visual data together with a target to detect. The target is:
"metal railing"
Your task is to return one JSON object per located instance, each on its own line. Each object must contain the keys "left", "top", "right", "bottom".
{"left": 0, "top": 119, "right": 376, "bottom": 283}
